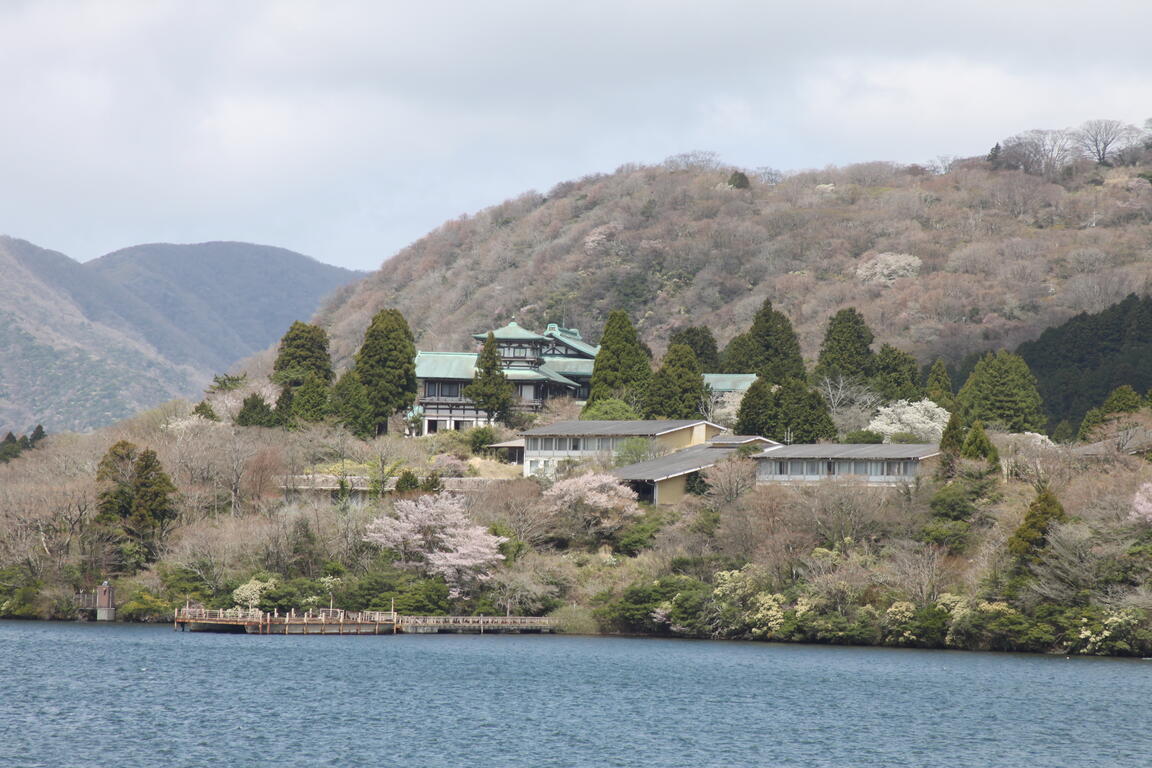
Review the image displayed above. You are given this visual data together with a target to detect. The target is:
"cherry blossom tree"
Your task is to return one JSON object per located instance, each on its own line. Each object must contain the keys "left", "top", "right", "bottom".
{"left": 364, "top": 493, "right": 505, "bottom": 593}
{"left": 1131, "top": 483, "right": 1152, "bottom": 526}
{"left": 542, "top": 473, "right": 640, "bottom": 545}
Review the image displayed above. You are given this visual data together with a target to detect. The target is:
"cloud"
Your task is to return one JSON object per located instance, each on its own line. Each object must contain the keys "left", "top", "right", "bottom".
{"left": 0, "top": 1, "right": 1150, "bottom": 271}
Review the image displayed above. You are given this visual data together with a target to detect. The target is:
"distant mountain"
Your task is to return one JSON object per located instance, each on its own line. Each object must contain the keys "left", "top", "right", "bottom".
{"left": 0, "top": 237, "right": 363, "bottom": 432}
{"left": 316, "top": 158, "right": 1152, "bottom": 376}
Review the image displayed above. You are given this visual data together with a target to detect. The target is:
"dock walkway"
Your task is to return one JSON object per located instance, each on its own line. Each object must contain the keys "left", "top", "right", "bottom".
{"left": 174, "top": 607, "right": 558, "bottom": 635}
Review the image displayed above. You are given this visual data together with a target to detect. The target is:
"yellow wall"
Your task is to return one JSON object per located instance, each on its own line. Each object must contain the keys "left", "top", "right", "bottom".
{"left": 656, "top": 422, "right": 720, "bottom": 451}
{"left": 655, "top": 475, "right": 687, "bottom": 505}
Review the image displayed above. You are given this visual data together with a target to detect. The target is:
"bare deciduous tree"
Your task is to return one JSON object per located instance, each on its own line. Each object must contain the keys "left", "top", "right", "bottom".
{"left": 1075, "top": 119, "right": 1141, "bottom": 165}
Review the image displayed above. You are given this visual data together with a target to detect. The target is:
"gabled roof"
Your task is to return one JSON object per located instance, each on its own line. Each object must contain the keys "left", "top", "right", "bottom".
{"left": 522, "top": 419, "right": 723, "bottom": 437}
{"left": 543, "top": 324, "right": 600, "bottom": 357}
{"left": 707, "top": 434, "right": 777, "bottom": 446}
{"left": 755, "top": 443, "right": 941, "bottom": 460}
{"left": 510, "top": 365, "right": 579, "bottom": 387}
{"left": 473, "top": 321, "right": 548, "bottom": 342}
{"left": 703, "top": 373, "right": 758, "bottom": 393}
{"left": 612, "top": 444, "right": 739, "bottom": 482}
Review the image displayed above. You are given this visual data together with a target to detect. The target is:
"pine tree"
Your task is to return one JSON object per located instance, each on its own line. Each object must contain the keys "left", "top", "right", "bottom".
{"left": 1076, "top": 408, "right": 1106, "bottom": 442}
{"left": 464, "top": 332, "right": 515, "bottom": 423}
{"left": 870, "top": 344, "right": 922, "bottom": 401}
{"left": 748, "top": 299, "right": 806, "bottom": 383}
{"left": 292, "top": 372, "right": 331, "bottom": 422}
{"left": 1007, "top": 486, "right": 1067, "bottom": 562}
{"left": 925, "top": 359, "right": 956, "bottom": 411}
{"left": 273, "top": 321, "right": 334, "bottom": 386}
{"left": 192, "top": 400, "right": 219, "bottom": 421}
{"left": 960, "top": 421, "right": 998, "bottom": 463}
{"left": 394, "top": 470, "right": 421, "bottom": 493}
{"left": 274, "top": 386, "right": 295, "bottom": 427}
{"left": 588, "top": 310, "right": 652, "bottom": 405}
{"left": 939, "top": 411, "right": 966, "bottom": 454}
{"left": 235, "top": 394, "right": 278, "bottom": 427}
{"left": 814, "top": 307, "right": 874, "bottom": 382}
{"left": 331, "top": 370, "right": 375, "bottom": 439}
{"left": 127, "top": 449, "right": 177, "bottom": 559}
{"left": 956, "top": 350, "right": 1045, "bottom": 433}
{"left": 644, "top": 344, "right": 706, "bottom": 419}
{"left": 355, "top": 308, "right": 417, "bottom": 435}
{"left": 95, "top": 442, "right": 176, "bottom": 571}
{"left": 29, "top": 425, "right": 45, "bottom": 444}
{"left": 668, "top": 326, "right": 721, "bottom": 371}
{"left": 727, "top": 170, "right": 750, "bottom": 189}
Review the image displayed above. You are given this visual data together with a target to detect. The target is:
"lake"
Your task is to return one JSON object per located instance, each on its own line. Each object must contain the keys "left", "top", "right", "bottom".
{"left": 0, "top": 621, "right": 1148, "bottom": 767}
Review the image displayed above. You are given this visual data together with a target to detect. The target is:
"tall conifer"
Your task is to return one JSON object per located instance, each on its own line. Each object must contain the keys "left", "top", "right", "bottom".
{"left": 331, "top": 370, "right": 375, "bottom": 439}
{"left": 956, "top": 350, "right": 1045, "bottom": 433}
{"left": 355, "top": 308, "right": 417, "bottom": 435}
{"left": 668, "top": 326, "right": 721, "bottom": 372}
{"left": 273, "top": 321, "right": 333, "bottom": 386}
{"left": 870, "top": 344, "right": 922, "bottom": 401}
{"left": 925, "top": 359, "right": 956, "bottom": 411}
{"left": 587, "top": 310, "right": 652, "bottom": 405}
{"left": 644, "top": 344, "right": 706, "bottom": 419}
{"left": 814, "top": 308, "right": 874, "bottom": 382}
{"left": 464, "top": 332, "right": 515, "bottom": 423}
{"left": 749, "top": 299, "right": 806, "bottom": 382}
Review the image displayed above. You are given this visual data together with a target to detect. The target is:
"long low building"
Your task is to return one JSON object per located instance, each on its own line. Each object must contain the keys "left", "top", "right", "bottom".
{"left": 520, "top": 419, "right": 725, "bottom": 477}
{"left": 754, "top": 443, "right": 940, "bottom": 485}
{"left": 612, "top": 434, "right": 777, "bottom": 504}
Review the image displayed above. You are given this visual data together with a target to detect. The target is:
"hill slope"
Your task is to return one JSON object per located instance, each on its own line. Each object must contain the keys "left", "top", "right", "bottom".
{"left": 0, "top": 237, "right": 363, "bottom": 432}
{"left": 318, "top": 159, "right": 1152, "bottom": 374}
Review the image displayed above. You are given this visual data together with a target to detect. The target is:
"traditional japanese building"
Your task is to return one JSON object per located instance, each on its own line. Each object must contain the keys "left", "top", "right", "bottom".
{"left": 414, "top": 322, "right": 599, "bottom": 434}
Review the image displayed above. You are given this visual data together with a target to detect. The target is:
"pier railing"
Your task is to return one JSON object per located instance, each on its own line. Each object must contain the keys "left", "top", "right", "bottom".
{"left": 174, "top": 607, "right": 558, "bottom": 633}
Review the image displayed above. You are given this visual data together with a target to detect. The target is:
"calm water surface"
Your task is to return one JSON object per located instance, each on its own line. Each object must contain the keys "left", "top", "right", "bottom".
{"left": 0, "top": 621, "right": 1149, "bottom": 767}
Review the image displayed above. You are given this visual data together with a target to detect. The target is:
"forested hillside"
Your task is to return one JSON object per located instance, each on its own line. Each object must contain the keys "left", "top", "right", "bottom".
{"left": 319, "top": 146, "right": 1152, "bottom": 374}
{"left": 0, "top": 237, "right": 362, "bottom": 433}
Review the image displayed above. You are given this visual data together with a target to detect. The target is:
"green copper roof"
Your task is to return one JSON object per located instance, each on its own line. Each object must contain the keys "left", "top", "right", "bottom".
{"left": 415, "top": 352, "right": 477, "bottom": 379}
{"left": 472, "top": 321, "right": 548, "bottom": 342}
{"left": 703, "top": 373, "right": 758, "bottom": 392}
{"left": 544, "top": 324, "right": 600, "bottom": 357}
{"left": 543, "top": 357, "right": 595, "bottom": 376}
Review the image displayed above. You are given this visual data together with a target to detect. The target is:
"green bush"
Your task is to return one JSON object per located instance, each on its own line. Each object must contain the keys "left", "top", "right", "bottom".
{"left": 929, "top": 483, "right": 978, "bottom": 521}
{"left": 843, "top": 430, "right": 883, "bottom": 444}
{"left": 920, "top": 518, "right": 971, "bottom": 553}
{"left": 467, "top": 426, "right": 499, "bottom": 454}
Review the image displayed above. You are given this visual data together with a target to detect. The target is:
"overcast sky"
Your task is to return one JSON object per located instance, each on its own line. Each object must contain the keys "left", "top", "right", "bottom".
{"left": 2, "top": 1, "right": 1150, "bottom": 272}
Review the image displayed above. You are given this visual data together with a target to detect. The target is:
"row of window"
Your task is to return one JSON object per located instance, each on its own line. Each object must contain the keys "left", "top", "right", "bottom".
{"left": 525, "top": 436, "right": 628, "bottom": 452}
{"left": 424, "top": 381, "right": 540, "bottom": 400}
{"left": 767, "top": 459, "right": 914, "bottom": 477}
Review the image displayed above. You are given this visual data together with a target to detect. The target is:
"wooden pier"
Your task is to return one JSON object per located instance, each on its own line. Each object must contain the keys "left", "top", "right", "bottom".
{"left": 173, "top": 607, "right": 558, "bottom": 635}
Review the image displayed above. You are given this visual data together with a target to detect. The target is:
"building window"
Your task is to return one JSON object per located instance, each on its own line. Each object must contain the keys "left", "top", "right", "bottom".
{"left": 527, "top": 438, "right": 539, "bottom": 451}
{"left": 541, "top": 437, "right": 554, "bottom": 451}
{"left": 424, "top": 381, "right": 438, "bottom": 397}
{"left": 598, "top": 438, "right": 612, "bottom": 452}
{"left": 570, "top": 438, "right": 582, "bottom": 451}
{"left": 513, "top": 347, "right": 527, "bottom": 357}
{"left": 441, "top": 382, "right": 460, "bottom": 398}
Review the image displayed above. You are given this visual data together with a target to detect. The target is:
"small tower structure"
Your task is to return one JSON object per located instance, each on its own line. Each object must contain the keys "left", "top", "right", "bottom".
{"left": 96, "top": 581, "right": 116, "bottom": 622}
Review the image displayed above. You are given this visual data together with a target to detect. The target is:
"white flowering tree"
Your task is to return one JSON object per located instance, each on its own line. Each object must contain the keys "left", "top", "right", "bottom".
{"left": 867, "top": 399, "right": 950, "bottom": 443}
{"left": 855, "top": 252, "right": 922, "bottom": 285}
{"left": 364, "top": 494, "right": 505, "bottom": 594}
{"left": 1131, "top": 484, "right": 1152, "bottom": 526}
{"left": 543, "top": 473, "right": 640, "bottom": 546}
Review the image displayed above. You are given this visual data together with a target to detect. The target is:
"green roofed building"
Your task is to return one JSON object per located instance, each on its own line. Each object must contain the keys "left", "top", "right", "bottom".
{"left": 416, "top": 321, "right": 600, "bottom": 434}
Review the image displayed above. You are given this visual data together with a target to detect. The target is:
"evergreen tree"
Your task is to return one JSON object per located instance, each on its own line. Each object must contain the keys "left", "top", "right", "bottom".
{"left": 235, "top": 394, "right": 278, "bottom": 427}
{"left": 126, "top": 449, "right": 177, "bottom": 560}
{"left": 394, "top": 470, "right": 421, "bottom": 493}
{"left": 2, "top": 432, "right": 15, "bottom": 446}
{"left": 579, "top": 398, "right": 640, "bottom": 420}
{"left": 734, "top": 377, "right": 834, "bottom": 443}
{"left": 925, "top": 359, "right": 956, "bottom": 411}
{"left": 719, "top": 332, "right": 758, "bottom": 373}
{"left": 727, "top": 170, "right": 750, "bottom": 189}
{"left": 355, "top": 308, "right": 417, "bottom": 435}
{"left": 420, "top": 472, "right": 444, "bottom": 493}
{"left": 29, "top": 425, "right": 45, "bottom": 444}
{"left": 274, "top": 386, "right": 295, "bottom": 427}
{"left": 734, "top": 377, "right": 779, "bottom": 437}
{"left": 192, "top": 400, "right": 219, "bottom": 421}
{"left": 1102, "top": 384, "right": 1143, "bottom": 414}
{"left": 939, "top": 411, "right": 966, "bottom": 455}
{"left": 814, "top": 307, "right": 874, "bottom": 382}
{"left": 588, "top": 310, "right": 652, "bottom": 405}
{"left": 644, "top": 344, "right": 706, "bottom": 419}
{"left": 775, "top": 378, "right": 837, "bottom": 443}
{"left": 95, "top": 442, "right": 177, "bottom": 571}
{"left": 668, "top": 326, "right": 721, "bottom": 371}
{"left": 331, "top": 370, "right": 375, "bottom": 439}
{"left": 1007, "top": 487, "right": 1067, "bottom": 563}
{"left": 870, "top": 344, "right": 922, "bottom": 402}
{"left": 960, "top": 421, "right": 998, "bottom": 463}
{"left": 273, "top": 321, "right": 334, "bottom": 386}
{"left": 748, "top": 299, "right": 806, "bottom": 383}
{"left": 956, "top": 350, "right": 1045, "bottom": 433}
{"left": 464, "top": 332, "right": 515, "bottom": 423}
{"left": 293, "top": 372, "right": 331, "bottom": 422}
{"left": 1076, "top": 408, "right": 1106, "bottom": 442}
